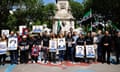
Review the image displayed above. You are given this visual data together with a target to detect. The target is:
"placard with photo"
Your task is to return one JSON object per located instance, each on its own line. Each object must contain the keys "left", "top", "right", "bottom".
{"left": 86, "top": 45, "right": 95, "bottom": 58}
{"left": 49, "top": 40, "right": 57, "bottom": 52}
{"left": 57, "top": 38, "right": 66, "bottom": 50}
{"left": 1, "top": 30, "right": 9, "bottom": 37}
{"left": 0, "top": 41, "right": 7, "bottom": 55}
{"left": 75, "top": 45, "right": 85, "bottom": 58}
{"left": 8, "top": 37, "right": 18, "bottom": 50}
{"left": 32, "top": 25, "right": 43, "bottom": 33}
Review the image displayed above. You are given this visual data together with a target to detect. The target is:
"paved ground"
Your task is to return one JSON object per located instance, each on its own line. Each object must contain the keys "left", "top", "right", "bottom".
{"left": 0, "top": 62, "right": 120, "bottom": 72}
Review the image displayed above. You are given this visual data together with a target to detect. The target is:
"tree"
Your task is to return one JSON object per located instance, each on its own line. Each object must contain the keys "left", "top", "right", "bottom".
{"left": 83, "top": 0, "right": 120, "bottom": 29}
{"left": 69, "top": 0, "right": 84, "bottom": 20}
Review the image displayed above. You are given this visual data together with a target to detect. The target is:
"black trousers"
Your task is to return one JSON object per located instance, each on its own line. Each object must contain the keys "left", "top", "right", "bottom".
{"left": 20, "top": 50, "right": 29, "bottom": 63}
{"left": 0, "top": 54, "right": 6, "bottom": 65}
{"left": 31, "top": 56, "right": 38, "bottom": 62}
{"left": 50, "top": 52, "right": 56, "bottom": 63}
{"left": 115, "top": 48, "right": 120, "bottom": 63}
{"left": 102, "top": 46, "right": 111, "bottom": 63}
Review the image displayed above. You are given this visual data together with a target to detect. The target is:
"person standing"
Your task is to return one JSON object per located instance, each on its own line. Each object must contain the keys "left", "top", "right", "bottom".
{"left": 19, "top": 35, "right": 29, "bottom": 64}
{"left": 96, "top": 30, "right": 103, "bottom": 62}
{"left": 66, "top": 32, "right": 74, "bottom": 63}
{"left": 0, "top": 36, "right": 7, "bottom": 65}
{"left": 35, "top": 33, "right": 42, "bottom": 63}
{"left": 114, "top": 31, "right": 120, "bottom": 64}
{"left": 9, "top": 31, "right": 18, "bottom": 64}
{"left": 101, "top": 31, "right": 112, "bottom": 64}
{"left": 85, "top": 32, "right": 93, "bottom": 63}
{"left": 49, "top": 33, "right": 57, "bottom": 64}
{"left": 41, "top": 31, "right": 50, "bottom": 64}
{"left": 76, "top": 33, "right": 85, "bottom": 62}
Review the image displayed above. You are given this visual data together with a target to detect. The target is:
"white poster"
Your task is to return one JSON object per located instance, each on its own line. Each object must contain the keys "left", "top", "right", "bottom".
{"left": 32, "top": 25, "right": 43, "bottom": 33}
{"left": 19, "top": 26, "right": 26, "bottom": 35}
{"left": 1, "top": 30, "right": 9, "bottom": 37}
{"left": 57, "top": 38, "right": 66, "bottom": 50}
{"left": 8, "top": 37, "right": 18, "bottom": 50}
{"left": 86, "top": 45, "right": 95, "bottom": 58}
{"left": 0, "top": 41, "right": 7, "bottom": 55}
{"left": 49, "top": 40, "right": 57, "bottom": 52}
{"left": 75, "top": 45, "right": 85, "bottom": 58}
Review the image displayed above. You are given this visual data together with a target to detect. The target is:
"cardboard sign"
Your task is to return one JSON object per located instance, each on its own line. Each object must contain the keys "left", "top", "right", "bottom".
{"left": 8, "top": 37, "right": 18, "bottom": 50}
{"left": 75, "top": 45, "right": 85, "bottom": 58}
{"left": 1, "top": 30, "right": 9, "bottom": 37}
{"left": 86, "top": 45, "right": 95, "bottom": 58}
{"left": 57, "top": 38, "right": 66, "bottom": 50}
{"left": 32, "top": 25, "right": 43, "bottom": 33}
{"left": 0, "top": 41, "right": 7, "bottom": 55}
{"left": 19, "top": 26, "right": 27, "bottom": 35}
{"left": 49, "top": 40, "right": 57, "bottom": 52}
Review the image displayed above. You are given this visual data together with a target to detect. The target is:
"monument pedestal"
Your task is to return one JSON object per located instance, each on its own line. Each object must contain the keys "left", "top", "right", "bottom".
{"left": 53, "top": 0, "right": 75, "bottom": 34}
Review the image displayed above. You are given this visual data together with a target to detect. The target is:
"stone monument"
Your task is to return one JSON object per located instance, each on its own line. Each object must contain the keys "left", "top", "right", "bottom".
{"left": 53, "top": 0, "right": 75, "bottom": 34}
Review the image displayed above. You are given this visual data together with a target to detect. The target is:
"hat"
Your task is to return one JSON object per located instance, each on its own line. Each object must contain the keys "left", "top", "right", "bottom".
{"left": 22, "top": 35, "right": 27, "bottom": 38}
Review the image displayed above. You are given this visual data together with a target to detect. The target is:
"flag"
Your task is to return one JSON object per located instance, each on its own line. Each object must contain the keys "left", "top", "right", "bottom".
{"left": 83, "top": 9, "right": 92, "bottom": 19}
{"left": 111, "top": 23, "right": 119, "bottom": 30}
{"left": 80, "top": 9, "right": 92, "bottom": 23}
{"left": 57, "top": 19, "right": 61, "bottom": 34}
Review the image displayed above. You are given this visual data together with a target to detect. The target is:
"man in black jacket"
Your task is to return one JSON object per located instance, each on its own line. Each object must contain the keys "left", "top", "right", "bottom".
{"left": 101, "top": 31, "right": 112, "bottom": 64}
{"left": 114, "top": 31, "right": 120, "bottom": 64}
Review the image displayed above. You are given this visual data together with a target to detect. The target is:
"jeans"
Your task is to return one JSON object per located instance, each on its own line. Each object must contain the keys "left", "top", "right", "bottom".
{"left": 59, "top": 50, "right": 65, "bottom": 62}
{"left": 10, "top": 50, "right": 18, "bottom": 64}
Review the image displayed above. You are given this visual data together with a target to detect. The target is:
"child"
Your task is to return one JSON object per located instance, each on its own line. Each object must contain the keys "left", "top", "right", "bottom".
{"left": 31, "top": 45, "right": 39, "bottom": 63}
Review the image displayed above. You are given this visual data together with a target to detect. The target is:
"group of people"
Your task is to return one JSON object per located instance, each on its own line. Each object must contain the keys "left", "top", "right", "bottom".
{"left": 0, "top": 29, "right": 120, "bottom": 66}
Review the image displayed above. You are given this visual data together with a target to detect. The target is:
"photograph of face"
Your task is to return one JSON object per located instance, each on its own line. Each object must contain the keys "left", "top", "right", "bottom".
{"left": 1, "top": 30, "right": 9, "bottom": 37}
{"left": 75, "top": 46, "right": 84, "bottom": 58}
{"left": 86, "top": 45, "right": 95, "bottom": 58}
{"left": 8, "top": 37, "right": 18, "bottom": 50}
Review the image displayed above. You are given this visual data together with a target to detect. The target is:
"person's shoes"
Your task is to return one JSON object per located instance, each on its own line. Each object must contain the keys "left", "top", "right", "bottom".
{"left": 107, "top": 62, "right": 110, "bottom": 65}
{"left": 33, "top": 61, "right": 36, "bottom": 64}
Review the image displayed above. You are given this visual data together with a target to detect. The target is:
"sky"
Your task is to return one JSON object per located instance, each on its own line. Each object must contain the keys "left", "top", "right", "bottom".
{"left": 43, "top": 0, "right": 83, "bottom": 4}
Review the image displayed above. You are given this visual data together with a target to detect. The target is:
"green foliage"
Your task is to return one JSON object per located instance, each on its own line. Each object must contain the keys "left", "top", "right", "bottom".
{"left": 83, "top": 0, "right": 120, "bottom": 24}
{"left": 69, "top": 0, "right": 84, "bottom": 20}
{"left": 6, "top": 15, "right": 17, "bottom": 30}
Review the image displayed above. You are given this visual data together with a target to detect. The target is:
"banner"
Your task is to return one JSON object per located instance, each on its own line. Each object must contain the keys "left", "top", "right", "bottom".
{"left": 19, "top": 26, "right": 27, "bottom": 35}
{"left": 57, "top": 38, "right": 66, "bottom": 50}
{"left": 1, "top": 30, "right": 9, "bottom": 37}
{"left": 75, "top": 45, "right": 85, "bottom": 58}
{"left": 86, "top": 45, "right": 95, "bottom": 58}
{"left": 49, "top": 40, "right": 57, "bottom": 52}
{"left": 0, "top": 41, "right": 7, "bottom": 55}
{"left": 8, "top": 37, "right": 18, "bottom": 50}
{"left": 32, "top": 25, "right": 43, "bottom": 33}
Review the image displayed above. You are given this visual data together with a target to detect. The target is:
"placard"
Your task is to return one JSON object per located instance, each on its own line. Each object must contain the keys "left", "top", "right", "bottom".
{"left": 1, "top": 30, "right": 9, "bottom": 37}
{"left": 19, "top": 26, "right": 27, "bottom": 35}
{"left": 75, "top": 45, "right": 85, "bottom": 58}
{"left": 49, "top": 40, "right": 57, "bottom": 52}
{"left": 32, "top": 25, "right": 43, "bottom": 33}
{"left": 86, "top": 45, "right": 95, "bottom": 58}
{"left": 57, "top": 38, "right": 66, "bottom": 50}
{"left": 0, "top": 41, "right": 7, "bottom": 55}
{"left": 8, "top": 37, "right": 18, "bottom": 50}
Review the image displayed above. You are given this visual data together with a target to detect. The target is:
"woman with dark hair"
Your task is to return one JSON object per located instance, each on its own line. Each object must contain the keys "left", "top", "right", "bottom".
{"left": 58, "top": 33, "right": 66, "bottom": 64}
{"left": 66, "top": 32, "right": 74, "bottom": 63}
{"left": 41, "top": 31, "right": 50, "bottom": 64}
{"left": 76, "top": 33, "right": 85, "bottom": 62}
{"left": 49, "top": 33, "right": 57, "bottom": 64}
{"left": 0, "top": 36, "right": 7, "bottom": 65}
